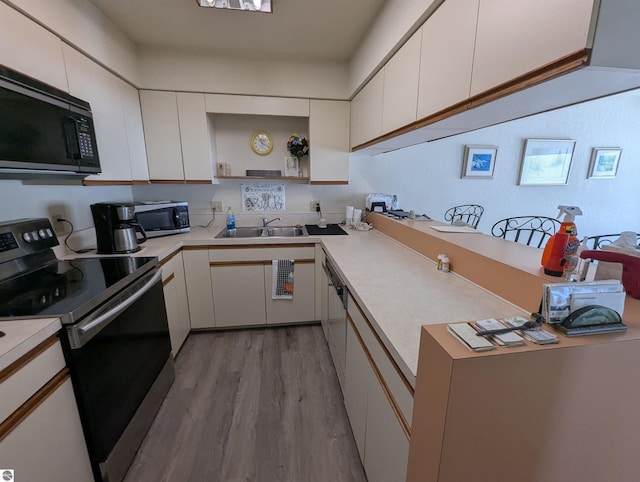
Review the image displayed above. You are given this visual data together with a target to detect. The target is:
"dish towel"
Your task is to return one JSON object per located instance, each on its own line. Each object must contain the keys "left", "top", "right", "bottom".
{"left": 272, "top": 259, "right": 294, "bottom": 299}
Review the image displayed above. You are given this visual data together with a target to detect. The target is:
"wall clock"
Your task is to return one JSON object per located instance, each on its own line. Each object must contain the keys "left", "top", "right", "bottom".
{"left": 251, "top": 131, "right": 273, "bottom": 155}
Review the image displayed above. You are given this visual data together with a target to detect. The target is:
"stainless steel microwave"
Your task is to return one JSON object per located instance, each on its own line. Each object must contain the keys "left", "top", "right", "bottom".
{"left": 0, "top": 64, "right": 101, "bottom": 180}
{"left": 134, "top": 202, "right": 190, "bottom": 238}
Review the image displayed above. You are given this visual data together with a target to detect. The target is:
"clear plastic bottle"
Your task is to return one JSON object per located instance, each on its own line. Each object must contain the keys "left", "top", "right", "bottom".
{"left": 226, "top": 206, "right": 235, "bottom": 230}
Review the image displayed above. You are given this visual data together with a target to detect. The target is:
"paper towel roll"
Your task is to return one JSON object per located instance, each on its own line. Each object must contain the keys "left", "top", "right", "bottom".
{"left": 345, "top": 206, "right": 354, "bottom": 223}
{"left": 353, "top": 208, "right": 362, "bottom": 223}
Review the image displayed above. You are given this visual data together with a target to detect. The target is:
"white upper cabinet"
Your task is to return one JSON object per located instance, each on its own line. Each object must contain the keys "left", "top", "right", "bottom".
{"left": 0, "top": 3, "right": 68, "bottom": 92}
{"left": 309, "top": 100, "right": 350, "bottom": 183}
{"left": 177, "top": 92, "right": 213, "bottom": 182}
{"left": 417, "top": 0, "right": 478, "bottom": 118}
{"left": 471, "top": 0, "right": 594, "bottom": 96}
{"left": 141, "top": 91, "right": 215, "bottom": 183}
{"left": 205, "top": 94, "right": 309, "bottom": 117}
{"left": 122, "top": 85, "right": 149, "bottom": 182}
{"left": 140, "top": 90, "right": 184, "bottom": 181}
{"left": 382, "top": 28, "right": 422, "bottom": 134}
{"left": 350, "top": 69, "right": 384, "bottom": 148}
{"left": 64, "top": 45, "right": 136, "bottom": 182}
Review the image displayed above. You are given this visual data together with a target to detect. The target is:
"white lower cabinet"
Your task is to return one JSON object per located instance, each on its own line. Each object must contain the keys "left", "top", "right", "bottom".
{"left": 211, "top": 263, "right": 267, "bottom": 327}
{"left": 344, "top": 299, "right": 411, "bottom": 482}
{"left": 182, "top": 248, "right": 216, "bottom": 329}
{"left": 208, "top": 245, "right": 316, "bottom": 328}
{"left": 0, "top": 338, "right": 93, "bottom": 482}
{"left": 161, "top": 251, "right": 191, "bottom": 355}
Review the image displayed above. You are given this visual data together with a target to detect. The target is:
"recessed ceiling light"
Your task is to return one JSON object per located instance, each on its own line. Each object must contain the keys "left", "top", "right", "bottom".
{"left": 196, "top": 0, "right": 272, "bottom": 13}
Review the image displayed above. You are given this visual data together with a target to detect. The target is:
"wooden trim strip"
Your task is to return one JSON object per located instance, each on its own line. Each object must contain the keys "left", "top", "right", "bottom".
{"left": 351, "top": 49, "right": 590, "bottom": 153}
{"left": 210, "top": 243, "right": 315, "bottom": 250}
{"left": 185, "top": 180, "right": 214, "bottom": 184}
{"left": 309, "top": 181, "right": 349, "bottom": 185}
{"left": 350, "top": 297, "right": 415, "bottom": 396}
{"left": 82, "top": 180, "right": 134, "bottom": 186}
{"left": 0, "top": 369, "right": 69, "bottom": 443}
{"left": 162, "top": 272, "right": 175, "bottom": 287}
{"left": 182, "top": 245, "right": 211, "bottom": 251}
{"left": 348, "top": 315, "right": 411, "bottom": 440}
{"left": 210, "top": 259, "right": 314, "bottom": 267}
{"left": 149, "top": 179, "right": 186, "bottom": 184}
{"left": 0, "top": 335, "right": 59, "bottom": 384}
{"left": 159, "top": 248, "right": 181, "bottom": 265}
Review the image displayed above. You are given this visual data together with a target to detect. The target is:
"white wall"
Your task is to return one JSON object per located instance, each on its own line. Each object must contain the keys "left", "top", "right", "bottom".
{"left": 0, "top": 181, "right": 133, "bottom": 229}
{"left": 349, "top": 88, "right": 640, "bottom": 238}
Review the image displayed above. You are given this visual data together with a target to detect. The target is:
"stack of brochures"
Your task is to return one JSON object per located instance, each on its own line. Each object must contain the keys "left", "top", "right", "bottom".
{"left": 472, "top": 318, "right": 525, "bottom": 347}
{"left": 503, "top": 317, "right": 559, "bottom": 344}
{"left": 447, "top": 323, "right": 496, "bottom": 352}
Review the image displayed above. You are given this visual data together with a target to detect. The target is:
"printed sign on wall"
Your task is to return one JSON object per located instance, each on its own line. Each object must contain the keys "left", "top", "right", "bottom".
{"left": 241, "top": 184, "right": 285, "bottom": 212}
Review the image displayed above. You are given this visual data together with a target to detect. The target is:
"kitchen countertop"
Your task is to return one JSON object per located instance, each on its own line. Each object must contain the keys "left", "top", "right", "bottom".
{"left": 85, "top": 224, "right": 526, "bottom": 387}
{"left": 0, "top": 318, "right": 61, "bottom": 372}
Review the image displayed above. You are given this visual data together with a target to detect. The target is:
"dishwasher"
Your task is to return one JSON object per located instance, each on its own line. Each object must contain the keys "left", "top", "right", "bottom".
{"left": 324, "top": 257, "right": 348, "bottom": 391}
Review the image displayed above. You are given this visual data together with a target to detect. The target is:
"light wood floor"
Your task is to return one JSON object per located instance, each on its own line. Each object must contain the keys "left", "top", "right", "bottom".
{"left": 124, "top": 324, "right": 368, "bottom": 482}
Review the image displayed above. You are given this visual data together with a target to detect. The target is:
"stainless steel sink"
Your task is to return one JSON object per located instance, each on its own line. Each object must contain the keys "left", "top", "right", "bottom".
{"left": 215, "top": 225, "right": 309, "bottom": 238}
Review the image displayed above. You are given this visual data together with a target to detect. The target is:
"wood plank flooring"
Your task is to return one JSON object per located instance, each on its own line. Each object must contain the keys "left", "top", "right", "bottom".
{"left": 124, "top": 324, "right": 368, "bottom": 482}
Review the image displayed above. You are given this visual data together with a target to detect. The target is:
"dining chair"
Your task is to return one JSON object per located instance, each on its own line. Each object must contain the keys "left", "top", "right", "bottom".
{"left": 491, "top": 216, "right": 561, "bottom": 248}
{"left": 444, "top": 204, "right": 484, "bottom": 229}
{"left": 587, "top": 233, "right": 640, "bottom": 249}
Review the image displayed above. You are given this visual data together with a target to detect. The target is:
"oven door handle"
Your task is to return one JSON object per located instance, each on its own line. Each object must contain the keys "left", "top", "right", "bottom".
{"left": 77, "top": 268, "right": 163, "bottom": 337}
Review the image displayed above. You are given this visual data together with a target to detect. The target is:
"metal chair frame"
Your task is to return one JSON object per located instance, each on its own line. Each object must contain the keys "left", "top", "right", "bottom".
{"left": 444, "top": 204, "right": 484, "bottom": 229}
{"left": 587, "top": 233, "right": 640, "bottom": 249}
{"left": 491, "top": 216, "right": 561, "bottom": 248}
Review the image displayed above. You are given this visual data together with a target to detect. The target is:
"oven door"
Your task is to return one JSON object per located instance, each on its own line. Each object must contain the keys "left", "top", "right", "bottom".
{"left": 62, "top": 266, "right": 173, "bottom": 481}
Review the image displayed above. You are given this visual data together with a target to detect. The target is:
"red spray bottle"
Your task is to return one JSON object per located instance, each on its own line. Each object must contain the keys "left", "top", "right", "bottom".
{"left": 541, "top": 206, "right": 582, "bottom": 276}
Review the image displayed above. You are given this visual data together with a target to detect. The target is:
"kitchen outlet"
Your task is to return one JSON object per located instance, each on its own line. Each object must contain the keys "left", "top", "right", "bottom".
{"left": 210, "top": 201, "right": 223, "bottom": 212}
{"left": 51, "top": 213, "right": 66, "bottom": 235}
{"left": 47, "top": 204, "right": 70, "bottom": 235}
{"left": 310, "top": 201, "right": 321, "bottom": 212}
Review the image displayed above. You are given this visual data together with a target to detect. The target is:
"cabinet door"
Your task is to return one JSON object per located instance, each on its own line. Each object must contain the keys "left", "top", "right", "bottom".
{"left": 210, "top": 264, "right": 266, "bottom": 327}
{"left": 140, "top": 90, "right": 184, "bottom": 180}
{"left": 383, "top": 29, "right": 421, "bottom": 133}
{"left": 162, "top": 252, "right": 190, "bottom": 355}
{"left": 0, "top": 3, "right": 68, "bottom": 92}
{"left": 350, "top": 69, "right": 384, "bottom": 148}
{"left": 471, "top": 0, "right": 593, "bottom": 96}
{"left": 0, "top": 377, "right": 94, "bottom": 482}
{"left": 364, "top": 373, "right": 410, "bottom": 482}
{"left": 183, "top": 249, "right": 216, "bottom": 329}
{"left": 122, "top": 85, "right": 150, "bottom": 182}
{"left": 64, "top": 45, "right": 134, "bottom": 181}
{"left": 344, "top": 319, "right": 372, "bottom": 462}
{"left": 264, "top": 261, "right": 315, "bottom": 324}
{"left": 417, "top": 0, "right": 478, "bottom": 118}
{"left": 177, "top": 92, "right": 213, "bottom": 182}
{"left": 309, "top": 100, "right": 350, "bottom": 183}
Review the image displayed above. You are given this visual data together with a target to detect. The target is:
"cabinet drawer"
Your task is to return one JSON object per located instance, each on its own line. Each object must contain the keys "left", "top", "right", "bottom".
{"left": 209, "top": 245, "right": 315, "bottom": 262}
{"left": 347, "top": 294, "right": 414, "bottom": 427}
{"left": 0, "top": 337, "right": 65, "bottom": 424}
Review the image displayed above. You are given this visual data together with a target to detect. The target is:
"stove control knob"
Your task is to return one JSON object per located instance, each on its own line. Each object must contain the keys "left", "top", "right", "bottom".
{"left": 45, "top": 228, "right": 54, "bottom": 238}
{"left": 31, "top": 231, "right": 40, "bottom": 241}
{"left": 22, "top": 232, "right": 33, "bottom": 243}
{"left": 38, "top": 229, "right": 47, "bottom": 238}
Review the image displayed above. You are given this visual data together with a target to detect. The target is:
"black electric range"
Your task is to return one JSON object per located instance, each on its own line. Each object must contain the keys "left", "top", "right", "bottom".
{"left": 0, "top": 255, "right": 157, "bottom": 323}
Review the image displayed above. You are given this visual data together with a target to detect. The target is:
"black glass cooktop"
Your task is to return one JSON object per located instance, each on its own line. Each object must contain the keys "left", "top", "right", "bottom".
{"left": 0, "top": 256, "right": 157, "bottom": 323}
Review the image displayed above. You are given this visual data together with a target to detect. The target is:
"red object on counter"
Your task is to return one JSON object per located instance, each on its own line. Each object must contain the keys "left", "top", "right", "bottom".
{"left": 542, "top": 232, "right": 569, "bottom": 276}
{"left": 580, "top": 249, "right": 640, "bottom": 298}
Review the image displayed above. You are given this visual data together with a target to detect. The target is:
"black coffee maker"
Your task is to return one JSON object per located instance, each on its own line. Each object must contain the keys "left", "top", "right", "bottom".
{"left": 91, "top": 203, "right": 147, "bottom": 254}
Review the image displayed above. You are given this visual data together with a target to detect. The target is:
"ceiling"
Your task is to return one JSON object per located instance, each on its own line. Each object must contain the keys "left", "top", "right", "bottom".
{"left": 88, "top": 0, "right": 386, "bottom": 62}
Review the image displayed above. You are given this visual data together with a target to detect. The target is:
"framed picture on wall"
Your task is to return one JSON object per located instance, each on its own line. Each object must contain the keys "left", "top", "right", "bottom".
{"left": 461, "top": 145, "right": 498, "bottom": 179}
{"left": 588, "top": 148, "right": 621, "bottom": 179}
{"left": 518, "top": 139, "right": 575, "bottom": 185}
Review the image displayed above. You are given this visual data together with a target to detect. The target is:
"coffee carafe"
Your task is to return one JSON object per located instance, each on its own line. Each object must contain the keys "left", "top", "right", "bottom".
{"left": 91, "top": 203, "right": 147, "bottom": 254}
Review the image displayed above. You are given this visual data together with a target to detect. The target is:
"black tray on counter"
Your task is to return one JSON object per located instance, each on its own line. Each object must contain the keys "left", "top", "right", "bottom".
{"left": 305, "top": 224, "right": 348, "bottom": 235}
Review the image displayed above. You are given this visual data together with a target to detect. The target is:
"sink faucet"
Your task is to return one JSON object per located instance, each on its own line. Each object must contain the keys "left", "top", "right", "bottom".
{"left": 262, "top": 217, "right": 281, "bottom": 227}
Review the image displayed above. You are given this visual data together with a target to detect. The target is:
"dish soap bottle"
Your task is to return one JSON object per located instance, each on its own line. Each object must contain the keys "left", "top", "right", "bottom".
{"left": 226, "top": 206, "right": 235, "bottom": 230}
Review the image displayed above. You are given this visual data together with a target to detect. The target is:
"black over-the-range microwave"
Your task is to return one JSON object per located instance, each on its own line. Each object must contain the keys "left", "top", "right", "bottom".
{"left": 0, "top": 64, "right": 101, "bottom": 180}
